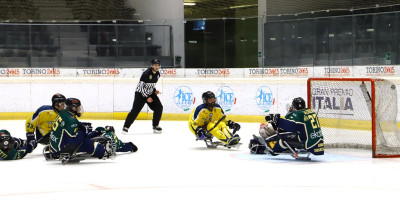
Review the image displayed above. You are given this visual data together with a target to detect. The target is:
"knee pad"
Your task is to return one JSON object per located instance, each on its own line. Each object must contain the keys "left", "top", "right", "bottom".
{"left": 206, "top": 122, "right": 216, "bottom": 131}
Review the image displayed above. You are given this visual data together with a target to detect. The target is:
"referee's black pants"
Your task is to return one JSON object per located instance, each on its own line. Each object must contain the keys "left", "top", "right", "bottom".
{"left": 124, "top": 92, "right": 163, "bottom": 129}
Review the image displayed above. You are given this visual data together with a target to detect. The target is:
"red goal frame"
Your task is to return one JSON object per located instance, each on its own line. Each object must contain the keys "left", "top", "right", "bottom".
{"left": 307, "top": 78, "right": 400, "bottom": 158}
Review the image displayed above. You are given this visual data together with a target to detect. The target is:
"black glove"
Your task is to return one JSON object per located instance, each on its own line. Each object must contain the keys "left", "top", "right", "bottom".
{"left": 265, "top": 114, "right": 274, "bottom": 122}
{"left": 13, "top": 138, "right": 25, "bottom": 150}
{"left": 195, "top": 127, "right": 207, "bottom": 140}
{"left": 273, "top": 114, "right": 280, "bottom": 124}
{"left": 79, "top": 122, "right": 93, "bottom": 135}
{"left": 227, "top": 120, "right": 241, "bottom": 131}
{"left": 271, "top": 114, "right": 280, "bottom": 130}
{"left": 26, "top": 139, "right": 37, "bottom": 153}
{"left": 26, "top": 132, "right": 35, "bottom": 143}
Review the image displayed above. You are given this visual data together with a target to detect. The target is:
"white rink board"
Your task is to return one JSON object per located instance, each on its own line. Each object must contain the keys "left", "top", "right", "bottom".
{"left": 0, "top": 78, "right": 307, "bottom": 116}
{"left": 0, "top": 76, "right": 400, "bottom": 121}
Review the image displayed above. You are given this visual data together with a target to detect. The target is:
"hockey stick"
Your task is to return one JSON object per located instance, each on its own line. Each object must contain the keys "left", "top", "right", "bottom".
{"left": 211, "top": 115, "right": 239, "bottom": 135}
{"left": 195, "top": 115, "right": 226, "bottom": 143}
{"left": 207, "top": 114, "right": 227, "bottom": 132}
{"left": 277, "top": 131, "right": 312, "bottom": 160}
{"left": 36, "top": 134, "right": 46, "bottom": 143}
{"left": 35, "top": 132, "right": 50, "bottom": 145}
{"left": 275, "top": 131, "right": 299, "bottom": 158}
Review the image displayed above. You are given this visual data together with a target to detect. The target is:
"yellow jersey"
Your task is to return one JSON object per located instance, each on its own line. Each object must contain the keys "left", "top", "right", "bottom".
{"left": 189, "top": 104, "right": 227, "bottom": 132}
{"left": 26, "top": 105, "right": 59, "bottom": 136}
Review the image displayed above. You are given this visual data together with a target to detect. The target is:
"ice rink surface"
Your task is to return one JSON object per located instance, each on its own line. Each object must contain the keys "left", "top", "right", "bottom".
{"left": 1, "top": 119, "right": 400, "bottom": 220}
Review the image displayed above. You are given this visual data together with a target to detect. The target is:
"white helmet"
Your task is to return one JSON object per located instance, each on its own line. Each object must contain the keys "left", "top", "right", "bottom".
{"left": 259, "top": 123, "right": 276, "bottom": 139}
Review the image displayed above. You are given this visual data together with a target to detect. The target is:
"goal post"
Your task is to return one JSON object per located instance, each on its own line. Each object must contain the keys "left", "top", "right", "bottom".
{"left": 307, "top": 78, "right": 400, "bottom": 158}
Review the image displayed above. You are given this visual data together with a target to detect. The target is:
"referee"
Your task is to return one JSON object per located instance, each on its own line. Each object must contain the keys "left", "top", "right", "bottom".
{"left": 122, "top": 59, "right": 163, "bottom": 134}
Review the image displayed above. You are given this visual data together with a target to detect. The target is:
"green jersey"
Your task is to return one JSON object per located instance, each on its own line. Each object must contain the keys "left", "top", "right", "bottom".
{"left": 50, "top": 109, "right": 80, "bottom": 153}
{"left": 102, "top": 130, "right": 124, "bottom": 151}
{"left": 0, "top": 138, "right": 31, "bottom": 160}
{"left": 94, "top": 127, "right": 124, "bottom": 151}
{"left": 0, "top": 147, "right": 27, "bottom": 160}
{"left": 284, "top": 109, "right": 324, "bottom": 153}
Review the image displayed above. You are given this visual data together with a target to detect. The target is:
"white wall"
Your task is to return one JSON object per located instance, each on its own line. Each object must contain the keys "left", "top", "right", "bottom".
{"left": 2, "top": 67, "right": 400, "bottom": 121}
{"left": 0, "top": 77, "right": 307, "bottom": 116}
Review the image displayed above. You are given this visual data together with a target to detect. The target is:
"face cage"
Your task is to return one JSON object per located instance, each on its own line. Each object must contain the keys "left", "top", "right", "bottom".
{"left": 0, "top": 136, "right": 14, "bottom": 151}
{"left": 204, "top": 98, "right": 216, "bottom": 109}
{"left": 67, "top": 105, "right": 84, "bottom": 117}
{"left": 54, "top": 102, "right": 66, "bottom": 110}
{"left": 76, "top": 105, "right": 84, "bottom": 117}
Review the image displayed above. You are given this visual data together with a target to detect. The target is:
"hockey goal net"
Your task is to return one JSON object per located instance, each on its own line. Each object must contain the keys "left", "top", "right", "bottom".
{"left": 307, "top": 78, "right": 400, "bottom": 158}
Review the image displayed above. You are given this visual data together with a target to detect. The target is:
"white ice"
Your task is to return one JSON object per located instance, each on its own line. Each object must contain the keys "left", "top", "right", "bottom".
{"left": 1, "top": 120, "right": 400, "bottom": 220}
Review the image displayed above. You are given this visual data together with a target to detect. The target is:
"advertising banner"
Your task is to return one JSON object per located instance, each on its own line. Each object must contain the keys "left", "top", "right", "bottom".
{"left": 76, "top": 68, "right": 121, "bottom": 77}
{"left": 0, "top": 68, "right": 63, "bottom": 77}
{"left": 1, "top": 66, "right": 400, "bottom": 78}
{"left": 244, "top": 67, "right": 311, "bottom": 77}
{"left": 310, "top": 84, "right": 360, "bottom": 120}
{"left": 313, "top": 66, "right": 352, "bottom": 77}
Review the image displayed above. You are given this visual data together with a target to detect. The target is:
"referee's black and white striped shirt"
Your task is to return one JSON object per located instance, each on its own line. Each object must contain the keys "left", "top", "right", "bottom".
{"left": 136, "top": 67, "right": 161, "bottom": 98}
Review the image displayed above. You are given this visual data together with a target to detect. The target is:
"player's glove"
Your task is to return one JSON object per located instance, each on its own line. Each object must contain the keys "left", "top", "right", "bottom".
{"left": 265, "top": 114, "right": 273, "bottom": 122}
{"left": 265, "top": 114, "right": 280, "bottom": 130}
{"left": 195, "top": 127, "right": 207, "bottom": 140}
{"left": 13, "top": 138, "right": 25, "bottom": 149}
{"left": 26, "top": 139, "right": 37, "bottom": 153}
{"left": 26, "top": 132, "right": 35, "bottom": 143}
{"left": 79, "top": 122, "right": 93, "bottom": 135}
{"left": 227, "top": 120, "right": 241, "bottom": 131}
{"left": 273, "top": 114, "right": 280, "bottom": 124}
{"left": 271, "top": 114, "right": 280, "bottom": 130}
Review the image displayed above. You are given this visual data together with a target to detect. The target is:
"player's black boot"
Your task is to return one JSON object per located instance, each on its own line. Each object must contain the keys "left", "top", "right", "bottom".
{"left": 153, "top": 126, "right": 162, "bottom": 133}
{"left": 226, "top": 135, "right": 241, "bottom": 148}
{"left": 130, "top": 143, "right": 138, "bottom": 152}
{"left": 122, "top": 127, "right": 129, "bottom": 135}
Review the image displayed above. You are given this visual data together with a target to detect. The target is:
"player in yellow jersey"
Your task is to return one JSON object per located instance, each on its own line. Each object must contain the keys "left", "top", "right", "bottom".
{"left": 189, "top": 91, "right": 241, "bottom": 148}
{"left": 26, "top": 93, "right": 66, "bottom": 146}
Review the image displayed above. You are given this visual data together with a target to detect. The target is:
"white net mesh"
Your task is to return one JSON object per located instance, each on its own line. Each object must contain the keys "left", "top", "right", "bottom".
{"left": 309, "top": 78, "right": 400, "bottom": 157}
{"left": 374, "top": 80, "right": 400, "bottom": 155}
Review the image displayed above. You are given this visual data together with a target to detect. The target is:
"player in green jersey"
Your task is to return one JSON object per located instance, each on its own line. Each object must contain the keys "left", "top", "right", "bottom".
{"left": 249, "top": 97, "right": 324, "bottom": 156}
{"left": 90, "top": 126, "right": 138, "bottom": 153}
{"left": 0, "top": 130, "right": 37, "bottom": 160}
{"left": 49, "top": 98, "right": 116, "bottom": 160}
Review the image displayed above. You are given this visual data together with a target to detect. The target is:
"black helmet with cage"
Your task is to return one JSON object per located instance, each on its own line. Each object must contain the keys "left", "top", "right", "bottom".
{"left": 0, "top": 130, "right": 14, "bottom": 152}
{"left": 292, "top": 97, "right": 306, "bottom": 110}
{"left": 51, "top": 93, "right": 66, "bottom": 111}
{"left": 66, "top": 98, "right": 83, "bottom": 117}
